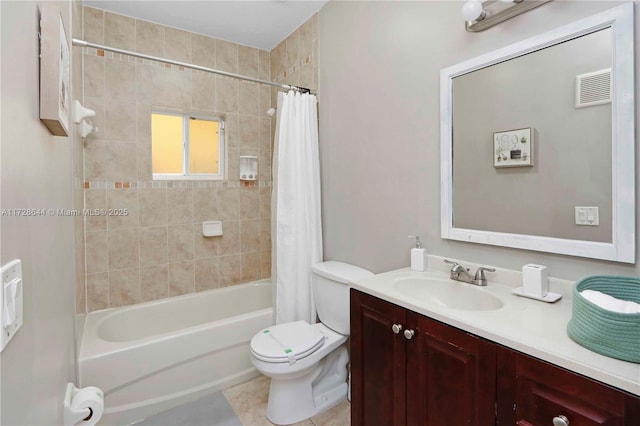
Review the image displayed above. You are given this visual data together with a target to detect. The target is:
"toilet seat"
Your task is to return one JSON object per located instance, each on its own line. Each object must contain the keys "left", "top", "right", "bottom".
{"left": 250, "top": 321, "right": 325, "bottom": 364}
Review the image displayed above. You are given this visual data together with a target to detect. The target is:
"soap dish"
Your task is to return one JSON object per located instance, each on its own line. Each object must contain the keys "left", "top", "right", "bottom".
{"left": 512, "top": 287, "right": 562, "bottom": 303}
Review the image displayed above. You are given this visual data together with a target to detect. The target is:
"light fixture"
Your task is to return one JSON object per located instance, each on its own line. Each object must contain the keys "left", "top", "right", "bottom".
{"left": 461, "top": 0, "right": 552, "bottom": 32}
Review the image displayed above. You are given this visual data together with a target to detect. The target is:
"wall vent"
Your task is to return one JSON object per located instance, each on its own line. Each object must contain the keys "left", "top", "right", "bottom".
{"left": 575, "top": 68, "right": 612, "bottom": 108}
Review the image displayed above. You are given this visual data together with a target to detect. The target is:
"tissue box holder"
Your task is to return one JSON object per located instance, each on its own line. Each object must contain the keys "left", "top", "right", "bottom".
{"left": 567, "top": 275, "right": 640, "bottom": 363}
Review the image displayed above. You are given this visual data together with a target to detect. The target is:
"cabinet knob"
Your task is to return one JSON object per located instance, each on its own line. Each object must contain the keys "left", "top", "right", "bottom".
{"left": 552, "top": 415, "right": 569, "bottom": 426}
{"left": 404, "top": 329, "right": 415, "bottom": 340}
{"left": 391, "top": 324, "right": 403, "bottom": 334}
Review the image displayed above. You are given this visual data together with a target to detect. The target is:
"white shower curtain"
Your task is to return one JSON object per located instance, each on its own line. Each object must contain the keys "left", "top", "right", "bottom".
{"left": 272, "top": 91, "right": 323, "bottom": 325}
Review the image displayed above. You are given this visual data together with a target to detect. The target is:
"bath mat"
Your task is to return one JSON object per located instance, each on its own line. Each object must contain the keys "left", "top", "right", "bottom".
{"left": 135, "top": 391, "right": 242, "bottom": 426}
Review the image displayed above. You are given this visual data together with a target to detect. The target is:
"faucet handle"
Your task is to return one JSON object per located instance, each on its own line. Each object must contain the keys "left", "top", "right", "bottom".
{"left": 443, "top": 259, "right": 459, "bottom": 267}
{"left": 474, "top": 266, "right": 496, "bottom": 280}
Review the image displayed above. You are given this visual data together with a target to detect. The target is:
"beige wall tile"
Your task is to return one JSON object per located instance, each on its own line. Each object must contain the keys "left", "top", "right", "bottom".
{"left": 109, "top": 268, "right": 140, "bottom": 307}
{"left": 259, "top": 116, "right": 271, "bottom": 152}
{"left": 260, "top": 219, "right": 271, "bottom": 251}
{"left": 140, "top": 265, "right": 168, "bottom": 301}
{"left": 165, "top": 27, "right": 191, "bottom": 63}
{"left": 260, "top": 86, "right": 272, "bottom": 118}
{"left": 83, "top": 7, "right": 104, "bottom": 45}
{"left": 241, "top": 252, "right": 261, "bottom": 282}
{"left": 137, "top": 143, "right": 152, "bottom": 181}
{"left": 215, "top": 77, "right": 238, "bottom": 113}
{"left": 219, "top": 254, "right": 241, "bottom": 286}
{"left": 225, "top": 114, "right": 239, "bottom": 149}
{"left": 299, "top": 64, "right": 314, "bottom": 91}
{"left": 240, "top": 187, "right": 259, "bottom": 220}
{"left": 139, "top": 187, "right": 168, "bottom": 227}
{"left": 192, "top": 72, "right": 215, "bottom": 111}
{"left": 259, "top": 50, "right": 270, "bottom": 82}
{"left": 261, "top": 250, "right": 272, "bottom": 279}
{"left": 167, "top": 187, "right": 194, "bottom": 224}
{"left": 191, "top": 33, "right": 216, "bottom": 69}
{"left": 83, "top": 55, "right": 105, "bottom": 99}
{"left": 87, "top": 272, "right": 109, "bottom": 311}
{"left": 239, "top": 115, "right": 259, "bottom": 150}
{"left": 136, "top": 20, "right": 165, "bottom": 56}
{"left": 218, "top": 220, "right": 240, "bottom": 255}
{"left": 85, "top": 188, "right": 107, "bottom": 231}
{"left": 286, "top": 30, "right": 300, "bottom": 74}
{"left": 271, "top": 40, "right": 286, "bottom": 83}
{"left": 135, "top": 62, "right": 156, "bottom": 106}
{"left": 193, "top": 187, "right": 218, "bottom": 223}
{"left": 216, "top": 39, "right": 238, "bottom": 73}
{"left": 137, "top": 103, "right": 152, "bottom": 142}
{"left": 238, "top": 45, "right": 259, "bottom": 79}
{"left": 104, "top": 12, "right": 135, "bottom": 51}
{"left": 106, "top": 141, "right": 137, "bottom": 181}
{"left": 108, "top": 228, "right": 139, "bottom": 270}
{"left": 107, "top": 188, "right": 139, "bottom": 229}
{"left": 169, "top": 261, "right": 194, "bottom": 296}
{"left": 84, "top": 140, "right": 107, "bottom": 181}
{"left": 195, "top": 258, "right": 219, "bottom": 291}
{"left": 239, "top": 82, "right": 260, "bottom": 116}
{"left": 139, "top": 226, "right": 168, "bottom": 267}
{"left": 259, "top": 188, "right": 271, "bottom": 220}
{"left": 299, "top": 18, "right": 314, "bottom": 67}
{"left": 218, "top": 187, "right": 239, "bottom": 221}
{"left": 193, "top": 223, "right": 219, "bottom": 259}
{"left": 227, "top": 148, "right": 240, "bottom": 182}
{"left": 259, "top": 149, "right": 272, "bottom": 181}
{"left": 156, "top": 67, "right": 191, "bottom": 109}
{"left": 168, "top": 224, "right": 194, "bottom": 262}
{"left": 105, "top": 58, "right": 136, "bottom": 103}
{"left": 240, "top": 220, "right": 261, "bottom": 253}
{"left": 104, "top": 100, "right": 137, "bottom": 141}
{"left": 86, "top": 231, "right": 108, "bottom": 274}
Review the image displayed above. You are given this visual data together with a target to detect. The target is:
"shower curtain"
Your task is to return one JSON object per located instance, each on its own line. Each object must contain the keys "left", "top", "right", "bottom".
{"left": 272, "top": 91, "right": 323, "bottom": 325}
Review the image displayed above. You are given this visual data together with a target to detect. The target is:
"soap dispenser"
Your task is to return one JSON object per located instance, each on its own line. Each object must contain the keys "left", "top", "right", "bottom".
{"left": 408, "top": 235, "right": 427, "bottom": 272}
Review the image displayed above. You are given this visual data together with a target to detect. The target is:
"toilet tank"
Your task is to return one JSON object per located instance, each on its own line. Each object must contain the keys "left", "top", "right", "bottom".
{"left": 311, "top": 261, "right": 374, "bottom": 335}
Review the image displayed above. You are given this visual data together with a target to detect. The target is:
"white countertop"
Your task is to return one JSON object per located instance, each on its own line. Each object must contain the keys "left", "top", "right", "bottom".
{"left": 349, "top": 255, "right": 640, "bottom": 397}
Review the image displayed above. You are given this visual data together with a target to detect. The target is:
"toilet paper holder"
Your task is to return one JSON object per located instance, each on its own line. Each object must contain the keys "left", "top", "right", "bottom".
{"left": 63, "top": 383, "right": 104, "bottom": 426}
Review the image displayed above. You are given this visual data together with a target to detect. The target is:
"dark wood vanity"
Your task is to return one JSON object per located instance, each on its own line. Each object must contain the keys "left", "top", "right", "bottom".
{"left": 350, "top": 289, "right": 640, "bottom": 425}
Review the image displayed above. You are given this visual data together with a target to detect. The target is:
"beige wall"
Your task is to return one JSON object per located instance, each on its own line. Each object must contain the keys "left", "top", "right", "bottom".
{"left": 1, "top": 1, "right": 77, "bottom": 423}
{"left": 81, "top": 7, "right": 273, "bottom": 311}
{"left": 318, "top": 1, "right": 640, "bottom": 279}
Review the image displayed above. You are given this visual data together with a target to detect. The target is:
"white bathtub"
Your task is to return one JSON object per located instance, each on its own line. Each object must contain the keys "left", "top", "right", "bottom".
{"left": 78, "top": 280, "right": 272, "bottom": 425}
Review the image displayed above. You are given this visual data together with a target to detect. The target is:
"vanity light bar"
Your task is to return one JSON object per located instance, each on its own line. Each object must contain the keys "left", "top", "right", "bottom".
{"left": 464, "top": 0, "right": 552, "bottom": 32}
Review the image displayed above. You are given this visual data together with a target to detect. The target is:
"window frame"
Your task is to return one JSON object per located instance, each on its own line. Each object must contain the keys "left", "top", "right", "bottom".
{"left": 151, "top": 110, "right": 226, "bottom": 181}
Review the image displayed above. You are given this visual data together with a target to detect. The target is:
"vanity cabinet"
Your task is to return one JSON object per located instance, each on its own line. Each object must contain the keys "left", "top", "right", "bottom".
{"left": 350, "top": 289, "right": 496, "bottom": 426}
{"left": 497, "top": 347, "right": 640, "bottom": 426}
{"left": 350, "top": 289, "right": 640, "bottom": 426}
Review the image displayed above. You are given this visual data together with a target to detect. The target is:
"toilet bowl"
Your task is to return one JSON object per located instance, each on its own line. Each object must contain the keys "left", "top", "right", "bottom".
{"left": 249, "top": 261, "right": 374, "bottom": 425}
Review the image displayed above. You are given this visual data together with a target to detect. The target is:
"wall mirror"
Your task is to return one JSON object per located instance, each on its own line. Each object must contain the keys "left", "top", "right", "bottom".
{"left": 440, "top": 4, "right": 635, "bottom": 263}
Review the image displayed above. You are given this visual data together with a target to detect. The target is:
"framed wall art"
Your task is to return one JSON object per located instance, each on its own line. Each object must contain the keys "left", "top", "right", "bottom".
{"left": 39, "top": 5, "right": 70, "bottom": 137}
{"left": 493, "top": 127, "right": 533, "bottom": 168}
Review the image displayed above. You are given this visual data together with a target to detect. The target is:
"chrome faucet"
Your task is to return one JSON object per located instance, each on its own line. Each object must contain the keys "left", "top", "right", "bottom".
{"left": 444, "top": 259, "right": 495, "bottom": 287}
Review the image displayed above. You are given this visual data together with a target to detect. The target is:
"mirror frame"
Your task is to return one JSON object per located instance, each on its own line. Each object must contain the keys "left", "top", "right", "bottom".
{"left": 440, "top": 3, "right": 635, "bottom": 263}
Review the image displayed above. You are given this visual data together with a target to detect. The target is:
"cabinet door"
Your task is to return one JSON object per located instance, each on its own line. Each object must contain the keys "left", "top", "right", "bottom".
{"left": 497, "top": 347, "right": 638, "bottom": 426}
{"left": 406, "top": 312, "right": 497, "bottom": 426}
{"left": 350, "top": 289, "right": 407, "bottom": 426}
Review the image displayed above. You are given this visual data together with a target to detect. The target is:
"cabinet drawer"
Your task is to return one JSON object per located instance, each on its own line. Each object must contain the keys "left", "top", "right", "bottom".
{"left": 514, "top": 352, "right": 627, "bottom": 426}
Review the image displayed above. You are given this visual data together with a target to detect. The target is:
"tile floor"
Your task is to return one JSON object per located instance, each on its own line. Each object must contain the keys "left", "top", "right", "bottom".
{"left": 138, "top": 375, "right": 351, "bottom": 426}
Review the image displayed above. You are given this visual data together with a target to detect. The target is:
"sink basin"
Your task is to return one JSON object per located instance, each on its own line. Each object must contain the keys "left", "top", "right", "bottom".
{"left": 393, "top": 277, "right": 504, "bottom": 311}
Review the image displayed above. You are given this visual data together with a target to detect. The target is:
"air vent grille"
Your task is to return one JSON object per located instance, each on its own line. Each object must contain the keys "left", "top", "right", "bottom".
{"left": 575, "top": 68, "right": 612, "bottom": 108}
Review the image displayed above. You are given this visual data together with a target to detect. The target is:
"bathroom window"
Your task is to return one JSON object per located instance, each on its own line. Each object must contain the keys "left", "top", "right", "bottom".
{"left": 151, "top": 112, "right": 225, "bottom": 180}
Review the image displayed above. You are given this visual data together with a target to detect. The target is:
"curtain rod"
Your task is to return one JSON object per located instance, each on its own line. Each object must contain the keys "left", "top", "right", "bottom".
{"left": 72, "top": 38, "right": 314, "bottom": 95}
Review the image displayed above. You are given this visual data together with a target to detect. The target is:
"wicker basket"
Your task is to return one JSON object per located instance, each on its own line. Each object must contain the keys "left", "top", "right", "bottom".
{"left": 567, "top": 275, "right": 640, "bottom": 363}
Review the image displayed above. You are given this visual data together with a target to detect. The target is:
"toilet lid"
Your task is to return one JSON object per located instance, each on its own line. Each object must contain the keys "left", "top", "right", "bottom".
{"left": 250, "top": 321, "right": 325, "bottom": 364}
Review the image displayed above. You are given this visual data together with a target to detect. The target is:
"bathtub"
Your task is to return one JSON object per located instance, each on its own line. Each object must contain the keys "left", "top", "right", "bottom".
{"left": 78, "top": 279, "right": 272, "bottom": 425}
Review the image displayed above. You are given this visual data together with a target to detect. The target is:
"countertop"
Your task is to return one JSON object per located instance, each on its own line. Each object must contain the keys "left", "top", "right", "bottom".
{"left": 349, "top": 255, "right": 640, "bottom": 397}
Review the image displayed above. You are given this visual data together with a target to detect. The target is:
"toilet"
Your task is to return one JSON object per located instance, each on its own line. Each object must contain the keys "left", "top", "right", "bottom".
{"left": 250, "top": 261, "right": 374, "bottom": 425}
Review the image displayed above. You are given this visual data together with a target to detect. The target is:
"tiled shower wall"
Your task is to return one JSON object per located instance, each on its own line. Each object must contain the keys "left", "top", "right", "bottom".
{"left": 81, "top": 7, "right": 274, "bottom": 311}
